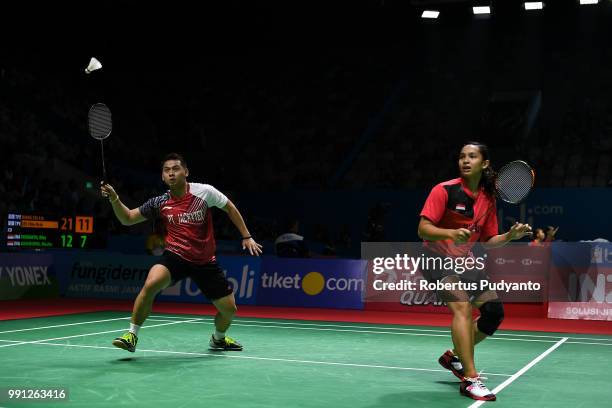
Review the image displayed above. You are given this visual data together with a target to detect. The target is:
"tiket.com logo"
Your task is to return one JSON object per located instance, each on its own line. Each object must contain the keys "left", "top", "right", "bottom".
{"left": 261, "top": 271, "right": 364, "bottom": 295}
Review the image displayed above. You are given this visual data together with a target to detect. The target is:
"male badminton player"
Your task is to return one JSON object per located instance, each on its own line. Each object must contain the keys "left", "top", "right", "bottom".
{"left": 418, "top": 142, "right": 531, "bottom": 401}
{"left": 101, "top": 153, "right": 262, "bottom": 352}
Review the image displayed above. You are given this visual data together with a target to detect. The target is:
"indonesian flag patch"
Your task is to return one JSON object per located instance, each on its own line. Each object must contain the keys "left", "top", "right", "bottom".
{"left": 455, "top": 204, "right": 466, "bottom": 212}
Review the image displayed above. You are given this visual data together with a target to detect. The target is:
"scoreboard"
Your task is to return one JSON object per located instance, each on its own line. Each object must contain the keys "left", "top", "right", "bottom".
{"left": 4, "top": 213, "right": 107, "bottom": 249}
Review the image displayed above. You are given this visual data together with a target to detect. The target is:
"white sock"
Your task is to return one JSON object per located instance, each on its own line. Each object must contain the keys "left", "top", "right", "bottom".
{"left": 213, "top": 330, "right": 225, "bottom": 340}
{"left": 129, "top": 323, "right": 141, "bottom": 336}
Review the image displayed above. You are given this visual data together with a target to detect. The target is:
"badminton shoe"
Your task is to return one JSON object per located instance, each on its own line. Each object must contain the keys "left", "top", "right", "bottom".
{"left": 460, "top": 377, "right": 496, "bottom": 401}
{"left": 438, "top": 350, "right": 465, "bottom": 380}
{"left": 209, "top": 335, "right": 243, "bottom": 351}
{"left": 112, "top": 332, "right": 138, "bottom": 353}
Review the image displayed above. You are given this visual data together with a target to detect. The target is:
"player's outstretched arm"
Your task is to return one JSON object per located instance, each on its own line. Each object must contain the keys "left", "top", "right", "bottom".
{"left": 482, "top": 222, "right": 532, "bottom": 249}
{"left": 100, "top": 182, "right": 147, "bottom": 226}
{"left": 222, "top": 200, "right": 263, "bottom": 256}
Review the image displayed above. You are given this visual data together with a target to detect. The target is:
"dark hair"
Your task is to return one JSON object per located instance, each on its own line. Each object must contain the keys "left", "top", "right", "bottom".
{"left": 161, "top": 152, "right": 187, "bottom": 169}
{"left": 462, "top": 141, "right": 496, "bottom": 196}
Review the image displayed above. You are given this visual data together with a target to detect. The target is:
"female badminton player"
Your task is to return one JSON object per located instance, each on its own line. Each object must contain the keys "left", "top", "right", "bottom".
{"left": 418, "top": 142, "right": 531, "bottom": 401}
{"left": 101, "top": 153, "right": 262, "bottom": 352}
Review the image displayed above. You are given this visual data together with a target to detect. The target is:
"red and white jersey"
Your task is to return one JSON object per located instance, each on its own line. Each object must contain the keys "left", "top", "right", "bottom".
{"left": 420, "top": 178, "right": 498, "bottom": 257}
{"left": 139, "top": 182, "right": 228, "bottom": 264}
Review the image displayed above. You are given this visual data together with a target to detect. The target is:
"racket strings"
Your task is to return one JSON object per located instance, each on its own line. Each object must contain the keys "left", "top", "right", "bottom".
{"left": 88, "top": 104, "right": 112, "bottom": 140}
{"left": 87, "top": 103, "right": 112, "bottom": 182}
{"left": 495, "top": 161, "right": 534, "bottom": 204}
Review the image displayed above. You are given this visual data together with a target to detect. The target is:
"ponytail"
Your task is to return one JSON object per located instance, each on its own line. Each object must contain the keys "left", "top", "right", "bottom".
{"left": 481, "top": 166, "right": 497, "bottom": 197}
{"left": 463, "top": 141, "right": 496, "bottom": 197}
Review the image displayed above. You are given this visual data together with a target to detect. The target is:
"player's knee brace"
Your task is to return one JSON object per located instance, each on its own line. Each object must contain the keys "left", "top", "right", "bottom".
{"left": 477, "top": 301, "right": 504, "bottom": 336}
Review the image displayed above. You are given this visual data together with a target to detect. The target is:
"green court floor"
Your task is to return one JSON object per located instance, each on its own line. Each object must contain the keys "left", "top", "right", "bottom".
{"left": 0, "top": 312, "right": 611, "bottom": 407}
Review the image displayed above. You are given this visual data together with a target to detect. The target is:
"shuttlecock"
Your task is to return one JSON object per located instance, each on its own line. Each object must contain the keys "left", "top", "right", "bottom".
{"left": 85, "top": 57, "right": 102, "bottom": 74}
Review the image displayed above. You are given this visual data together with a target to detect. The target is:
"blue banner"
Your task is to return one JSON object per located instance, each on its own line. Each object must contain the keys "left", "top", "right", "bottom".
{"left": 159, "top": 255, "right": 260, "bottom": 305}
{"left": 0, "top": 253, "right": 58, "bottom": 300}
{"left": 53, "top": 252, "right": 260, "bottom": 304}
{"left": 550, "top": 242, "right": 612, "bottom": 267}
{"left": 55, "top": 252, "right": 151, "bottom": 299}
{"left": 257, "top": 257, "right": 366, "bottom": 309}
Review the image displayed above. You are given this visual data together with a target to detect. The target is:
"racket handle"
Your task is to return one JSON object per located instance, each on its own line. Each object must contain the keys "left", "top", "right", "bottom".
{"left": 100, "top": 139, "right": 107, "bottom": 183}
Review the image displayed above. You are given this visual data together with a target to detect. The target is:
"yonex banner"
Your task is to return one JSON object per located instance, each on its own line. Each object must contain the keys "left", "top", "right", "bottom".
{"left": 0, "top": 253, "right": 58, "bottom": 300}
{"left": 257, "top": 257, "right": 366, "bottom": 309}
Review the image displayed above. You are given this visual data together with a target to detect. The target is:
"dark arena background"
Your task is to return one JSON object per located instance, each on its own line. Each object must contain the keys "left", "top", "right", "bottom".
{"left": 1, "top": 1, "right": 612, "bottom": 407}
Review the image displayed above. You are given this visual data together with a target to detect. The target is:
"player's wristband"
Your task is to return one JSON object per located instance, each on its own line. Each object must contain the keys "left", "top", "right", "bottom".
{"left": 241, "top": 236, "right": 252, "bottom": 240}
{"left": 109, "top": 196, "right": 119, "bottom": 204}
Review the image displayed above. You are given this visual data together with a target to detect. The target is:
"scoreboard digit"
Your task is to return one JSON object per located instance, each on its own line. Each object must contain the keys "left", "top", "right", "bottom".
{"left": 4, "top": 214, "right": 106, "bottom": 249}
{"left": 75, "top": 216, "right": 93, "bottom": 234}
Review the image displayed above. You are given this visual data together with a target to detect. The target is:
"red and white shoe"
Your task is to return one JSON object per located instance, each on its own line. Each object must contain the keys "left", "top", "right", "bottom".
{"left": 438, "top": 350, "right": 465, "bottom": 380}
{"left": 460, "top": 377, "right": 496, "bottom": 401}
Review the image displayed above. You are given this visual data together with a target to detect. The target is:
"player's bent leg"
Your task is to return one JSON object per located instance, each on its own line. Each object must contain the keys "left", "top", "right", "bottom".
{"left": 112, "top": 264, "right": 172, "bottom": 352}
{"left": 132, "top": 264, "right": 172, "bottom": 325}
{"left": 450, "top": 295, "right": 500, "bottom": 401}
{"left": 212, "top": 292, "right": 238, "bottom": 330}
{"left": 447, "top": 301, "right": 477, "bottom": 378}
{"left": 437, "top": 277, "right": 471, "bottom": 379}
{"left": 470, "top": 292, "right": 504, "bottom": 347}
{"left": 476, "top": 300, "right": 504, "bottom": 336}
{"left": 209, "top": 293, "right": 242, "bottom": 351}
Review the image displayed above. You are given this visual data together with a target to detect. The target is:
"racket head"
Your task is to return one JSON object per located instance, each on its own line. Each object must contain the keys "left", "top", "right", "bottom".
{"left": 495, "top": 160, "right": 535, "bottom": 204}
{"left": 88, "top": 103, "right": 112, "bottom": 140}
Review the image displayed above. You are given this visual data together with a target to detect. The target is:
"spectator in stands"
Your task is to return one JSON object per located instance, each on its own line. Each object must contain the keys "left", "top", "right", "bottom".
{"left": 546, "top": 225, "right": 559, "bottom": 242}
{"left": 529, "top": 226, "right": 558, "bottom": 246}
{"left": 275, "top": 218, "right": 309, "bottom": 258}
{"left": 529, "top": 228, "right": 547, "bottom": 246}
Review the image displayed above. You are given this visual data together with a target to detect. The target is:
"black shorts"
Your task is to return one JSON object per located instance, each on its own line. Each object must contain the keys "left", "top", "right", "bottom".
{"left": 420, "top": 246, "right": 490, "bottom": 302}
{"left": 156, "top": 251, "right": 233, "bottom": 301}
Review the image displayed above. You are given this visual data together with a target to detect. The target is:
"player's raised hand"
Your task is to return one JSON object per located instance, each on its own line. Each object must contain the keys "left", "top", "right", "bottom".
{"left": 100, "top": 181, "right": 119, "bottom": 202}
{"left": 508, "top": 222, "right": 532, "bottom": 240}
{"left": 242, "top": 237, "right": 263, "bottom": 256}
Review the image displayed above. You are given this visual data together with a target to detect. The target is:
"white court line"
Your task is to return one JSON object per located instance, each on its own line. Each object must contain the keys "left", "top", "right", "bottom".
{"left": 148, "top": 314, "right": 612, "bottom": 342}
{"left": 11, "top": 340, "right": 515, "bottom": 378}
{"left": 145, "top": 318, "right": 559, "bottom": 343}
{"left": 0, "top": 318, "right": 200, "bottom": 349}
{"left": 468, "top": 337, "right": 568, "bottom": 407}
{"left": 0, "top": 335, "right": 607, "bottom": 347}
{"left": 565, "top": 341, "right": 612, "bottom": 346}
{"left": 0, "top": 317, "right": 130, "bottom": 335}
{"left": 0, "top": 314, "right": 607, "bottom": 349}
